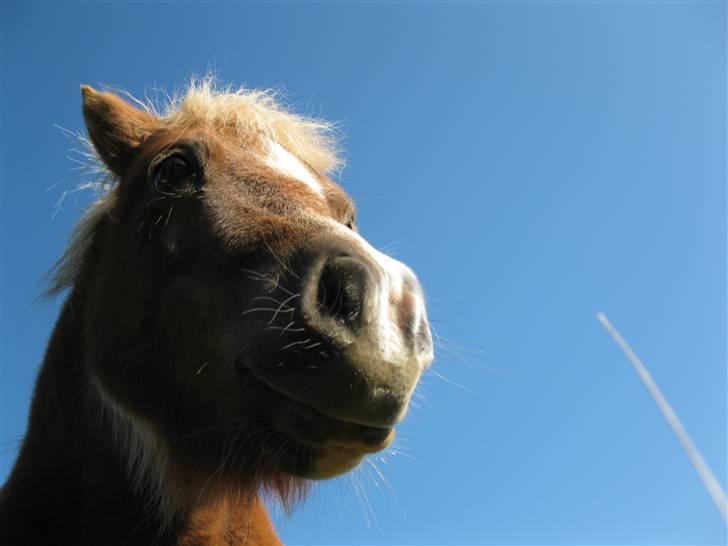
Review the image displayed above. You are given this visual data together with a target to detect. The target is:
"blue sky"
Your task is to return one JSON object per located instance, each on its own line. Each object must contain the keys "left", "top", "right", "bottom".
{"left": 1, "top": 2, "right": 725, "bottom": 544}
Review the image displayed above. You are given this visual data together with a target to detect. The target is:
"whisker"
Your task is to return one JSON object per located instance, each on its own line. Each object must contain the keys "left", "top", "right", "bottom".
{"left": 241, "top": 307, "right": 294, "bottom": 316}
{"left": 266, "top": 321, "right": 305, "bottom": 335}
{"left": 280, "top": 338, "right": 312, "bottom": 351}
{"left": 268, "top": 293, "right": 300, "bottom": 325}
{"left": 264, "top": 241, "right": 300, "bottom": 280}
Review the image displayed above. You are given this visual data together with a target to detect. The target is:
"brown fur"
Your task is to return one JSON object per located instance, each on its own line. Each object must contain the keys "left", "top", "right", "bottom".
{"left": 1, "top": 81, "right": 430, "bottom": 545}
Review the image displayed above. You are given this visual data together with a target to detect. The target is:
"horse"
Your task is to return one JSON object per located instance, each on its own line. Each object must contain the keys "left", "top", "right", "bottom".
{"left": 0, "top": 79, "right": 433, "bottom": 545}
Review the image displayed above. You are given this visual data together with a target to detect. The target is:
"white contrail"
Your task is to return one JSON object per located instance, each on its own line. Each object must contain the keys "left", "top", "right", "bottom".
{"left": 596, "top": 312, "right": 727, "bottom": 524}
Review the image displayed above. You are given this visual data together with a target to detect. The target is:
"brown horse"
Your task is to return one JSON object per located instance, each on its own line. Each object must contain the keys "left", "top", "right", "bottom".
{"left": 0, "top": 80, "right": 433, "bottom": 545}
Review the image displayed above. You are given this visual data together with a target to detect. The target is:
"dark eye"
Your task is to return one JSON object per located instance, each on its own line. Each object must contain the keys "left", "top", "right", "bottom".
{"left": 344, "top": 213, "right": 356, "bottom": 231}
{"left": 151, "top": 153, "right": 201, "bottom": 196}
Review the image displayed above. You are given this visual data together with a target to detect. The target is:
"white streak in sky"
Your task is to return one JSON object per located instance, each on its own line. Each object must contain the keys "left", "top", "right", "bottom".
{"left": 596, "top": 312, "right": 727, "bottom": 524}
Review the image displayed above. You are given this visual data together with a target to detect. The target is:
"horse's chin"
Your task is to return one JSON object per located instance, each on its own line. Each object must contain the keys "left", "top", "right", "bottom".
{"left": 273, "top": 430, "right": 394, "bottom": 480}
{"left": 246, "top": 373, "right": 396, "bottom": 479}
{"left": 278, "top": 398, "right": 396, "bottom": 480}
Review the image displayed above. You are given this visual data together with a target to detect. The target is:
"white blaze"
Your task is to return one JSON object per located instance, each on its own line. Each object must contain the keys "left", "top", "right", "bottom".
{"left": 266, "top": 140, "right": 323, "bottom": 195}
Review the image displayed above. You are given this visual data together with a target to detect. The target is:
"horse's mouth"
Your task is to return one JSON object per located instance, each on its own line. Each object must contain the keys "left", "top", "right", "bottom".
{"left": 244, "top": 367, "right": 395, "bottom": 478}
{"left": 278, "top": 395, "right": 395, "bottom": 454}
{"left": 272, "top": 396, "right": 395, "bottom": 479}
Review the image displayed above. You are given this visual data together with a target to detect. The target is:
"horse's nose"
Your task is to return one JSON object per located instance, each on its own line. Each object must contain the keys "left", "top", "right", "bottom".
{"left": 301, "top": 247, "right": 433, "bottom": 367}
{"left": 314, "top": 254, "right": 372, "bottom": 333}
{"left": 254, "top": 236, "right": 433, "bottom": 427}
{"left": 388, "top": 267, "right": 434, "bottom": 360}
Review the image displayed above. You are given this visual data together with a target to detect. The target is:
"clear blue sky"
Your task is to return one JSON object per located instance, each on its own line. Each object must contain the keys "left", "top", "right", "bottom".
{"left": 1, "top": 2, "right": 725, "bottom": 544}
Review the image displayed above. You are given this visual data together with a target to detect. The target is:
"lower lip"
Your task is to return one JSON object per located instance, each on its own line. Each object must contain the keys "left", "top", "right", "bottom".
{"left": 282, "top": 397, "right": 395, "bottom": 453}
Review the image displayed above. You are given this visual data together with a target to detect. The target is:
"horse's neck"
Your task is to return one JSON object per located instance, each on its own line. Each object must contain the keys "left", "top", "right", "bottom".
{"left": 0, "top": 296, "right": 282, "bottom": 546}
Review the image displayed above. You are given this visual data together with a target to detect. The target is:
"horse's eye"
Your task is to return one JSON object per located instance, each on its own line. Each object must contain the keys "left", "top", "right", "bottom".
{"left": 344, "top": 210, "right": 356, "bottom": 231}
{"left": 152, "top": 153, "right": 200, "bottom": 196}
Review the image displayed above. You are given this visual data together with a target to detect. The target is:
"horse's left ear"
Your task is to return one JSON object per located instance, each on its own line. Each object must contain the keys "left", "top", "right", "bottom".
{"left": 81, "top": 85, "right": 158, "bottom": 178}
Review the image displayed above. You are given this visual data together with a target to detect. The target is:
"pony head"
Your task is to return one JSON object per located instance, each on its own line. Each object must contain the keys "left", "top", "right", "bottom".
{"left": 54, "top": 80, "right": 433, "bottom": 517}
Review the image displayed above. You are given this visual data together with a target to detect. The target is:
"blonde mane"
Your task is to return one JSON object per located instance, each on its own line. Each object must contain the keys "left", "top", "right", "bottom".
{"left": 48, "top": 78, "right": 343, "bottom": 295}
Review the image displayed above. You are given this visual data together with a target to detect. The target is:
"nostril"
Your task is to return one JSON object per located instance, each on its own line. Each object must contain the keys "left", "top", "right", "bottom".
{"left": 395, "top": 291, "right": 419, "bottom": 343}
{"left": 317, "top": 257, "right": 367, "bottom": 330}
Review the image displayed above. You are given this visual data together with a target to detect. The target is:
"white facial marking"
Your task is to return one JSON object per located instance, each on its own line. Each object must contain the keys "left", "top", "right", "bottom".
{"left": 266, "top": 140, "right": 323, "bottom": 196}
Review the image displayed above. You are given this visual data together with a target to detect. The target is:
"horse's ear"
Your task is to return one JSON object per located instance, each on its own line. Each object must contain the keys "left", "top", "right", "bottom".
{"left": 81, "top": 85, "right": 158, "bottom": 178}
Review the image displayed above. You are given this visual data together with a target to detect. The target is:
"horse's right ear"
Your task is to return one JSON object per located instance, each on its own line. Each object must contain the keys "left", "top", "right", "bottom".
{"left": 81, "top": 85, "right": 158, "bottom": 178}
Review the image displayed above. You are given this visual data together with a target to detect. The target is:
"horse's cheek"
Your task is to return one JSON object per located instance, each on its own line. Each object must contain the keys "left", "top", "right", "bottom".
{"left": 153, "top": 277, "right": 244, "bottom": 412}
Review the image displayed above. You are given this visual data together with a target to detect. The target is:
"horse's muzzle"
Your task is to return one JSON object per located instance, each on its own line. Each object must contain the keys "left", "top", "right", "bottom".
{"left": 293, "top": 235, "right": 434, "bottom": 426}
{"left": 239, "top": 230, "right": 433, "bottom": 477}
{"left": 301, "top": 251, "right": 432, "bottom": 364}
